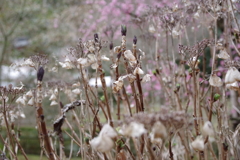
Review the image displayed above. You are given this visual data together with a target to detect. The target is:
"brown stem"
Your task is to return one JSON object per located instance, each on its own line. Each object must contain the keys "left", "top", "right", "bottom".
{"left": 36, "top": 81, "right": 56, "bottom": 160}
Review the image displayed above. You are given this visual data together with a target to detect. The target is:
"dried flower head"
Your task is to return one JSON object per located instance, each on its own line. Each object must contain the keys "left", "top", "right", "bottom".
{"left": 209, "top": 73, "right": 223, "bottom": 87}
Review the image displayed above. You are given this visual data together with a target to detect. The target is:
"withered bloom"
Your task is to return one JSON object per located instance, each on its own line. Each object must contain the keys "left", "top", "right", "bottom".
{"left": 37, "top": 67, "right": 44, "bottom": 81}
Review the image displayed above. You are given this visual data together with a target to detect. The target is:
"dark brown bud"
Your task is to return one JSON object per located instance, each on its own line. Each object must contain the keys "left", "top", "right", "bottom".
{"left": 109, "top": 42, "right": 113, "bottom": 50}
{"left": 94, "top": 33, "right": 99, "bottom": 42}
{"left": 121, "top": 25, "right": 127, "bottom": 36}
{"left": 37, "top": 67, "right": 44, "bottom": 81}
{"left": 133, "top": 36, "right": 137, "bottom": 44}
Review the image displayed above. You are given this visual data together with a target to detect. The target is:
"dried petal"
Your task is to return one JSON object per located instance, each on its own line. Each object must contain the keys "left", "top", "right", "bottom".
{"left": 226, "top": 81, "right": 239, "bottom": 90}
{"left": 218, "top": 49, "right": 230, "bottom": 59}
{"left": 101, "top": 55, "right": 110, "bottom": 61}
{"left": 142, "top": 74, "right": 152, "bottom": 83}
{"left": 191, "top": 136, "right": 204, "bottom": 151}
{"left": 124, "top": 50, "right": 136, "bottom": 63}
{"left": 49, "top": 94, "right": 57, "bottom": 101}
{"left": 28, "top": 97, "right": 34, "bottom": 106}
{"left": 209, "top": 74, "right": 223, "bottom": 87}
{"left": 133, "top": 67, "right": 144, "bottom": 75}
{"left": 72, "top": 88, "right": 81, "bottom": 94}
{"left": 114, "top": 46, "right": 121, "bottom": 53}
{"left": 112, "top": 80, "right": 123, "bottom": 93}
{"left": 50, "top": 100, "right": 58, "bottom": 106}
{"left": 202, "top": 121, "right": 214, "bottom": 137}
{"left": 26, "top": 90, "right": 33, "bottom": 97}
{"left": 225, "top": 67, "right": 240, "bottom": 84}
{"left": 16, "top": 96, "right": 25, "bottom": 105}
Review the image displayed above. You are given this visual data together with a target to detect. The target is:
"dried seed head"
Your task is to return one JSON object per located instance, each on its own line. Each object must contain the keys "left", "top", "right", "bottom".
{"left": 209, "top": 74, "right": 223, "bottom": 87}
{"left": 37, "top": 67, "right": 44, "bottom": 81}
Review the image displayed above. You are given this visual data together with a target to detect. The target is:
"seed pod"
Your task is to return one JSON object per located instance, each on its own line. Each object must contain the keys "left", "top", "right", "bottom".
{"left": 37, "top": 67, "right": 44, "bottom": 81}
{"left": 121, "top": 25, "right": 127, "bottom": 36}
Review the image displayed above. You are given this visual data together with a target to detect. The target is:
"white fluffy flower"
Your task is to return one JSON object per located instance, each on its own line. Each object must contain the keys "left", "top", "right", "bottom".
{"left": 209, "top": 74, "right": 223, "bottom": 87}
{"left": 191, "top": 136, "right": 204, "bottom": 151}
{"left": 225, "top": 67, "right": 240, "bottom": 84}
{"left": 202, "top": 121, "right": 214, "bottom": 137}
{"left": 119, "top": 122, "right": 146, "bottom": 138}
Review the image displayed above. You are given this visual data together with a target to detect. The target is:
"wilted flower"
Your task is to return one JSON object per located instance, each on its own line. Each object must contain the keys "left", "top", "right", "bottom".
{"left": 77, "top": 58, "right": 89, "bottom": 66}
{"left": 114, "top": 46, "right": 121, "bottom": 53}
{"left": 209, "top": 74, "right": 223, "bottom": 87}
{"left": 218, "top": 49, "right": 230, "bottom": 59}
{"left": 49, "top": 94, "right": 57, "bottom": 101}
{"left": 142, "top": 74, "right": 152, "bottom": 83}
{"left": 26, "top": 90, "right": 33, "bottom": 97}
{"left": 202, "top": 121, "right": 214, "bottom": 137}
{"left": 133, "top": 67, "right": 144, "bottom": 75}
{"left": 119, "top": 122, "right": 146, "bottom": 137}
{"left": 191, "top": 136, "right": 204, "bottom": 151}
{"left": 112, "top": 79, "right": 124, "bottom": 93}
{"left": 90, "top": 123, "right": 117, "bottom": 153}
{"left": 226, "top": 81, "right": 239, "bottom": 90}
{"left": 101, "top": 55, "right": 110, "bottom": 61}
{"left": 28, "top": 97, "right": 34, "bottom": 106}
{"left": 50, "top": 100, "right": 58, "bottom": 106}
{"left": 72, "top": 82, "right": 81, "bottom": 87}
{"left": 150, "top": 121, "right": 167, "bottom": 144}
{"left": 148, "top": 24, "right": 156, "bottom": 33}
{"left": 16, "top": 96, "right": 26, "bottom": 105}
{"left": 124, "top": 50, "right": 136, "bottom": 66}
{"left": 225, "top": 67, "right": 240, "bottom": 84}
{"left": 72, "top": 88, "right": 81, "bottom": 94}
